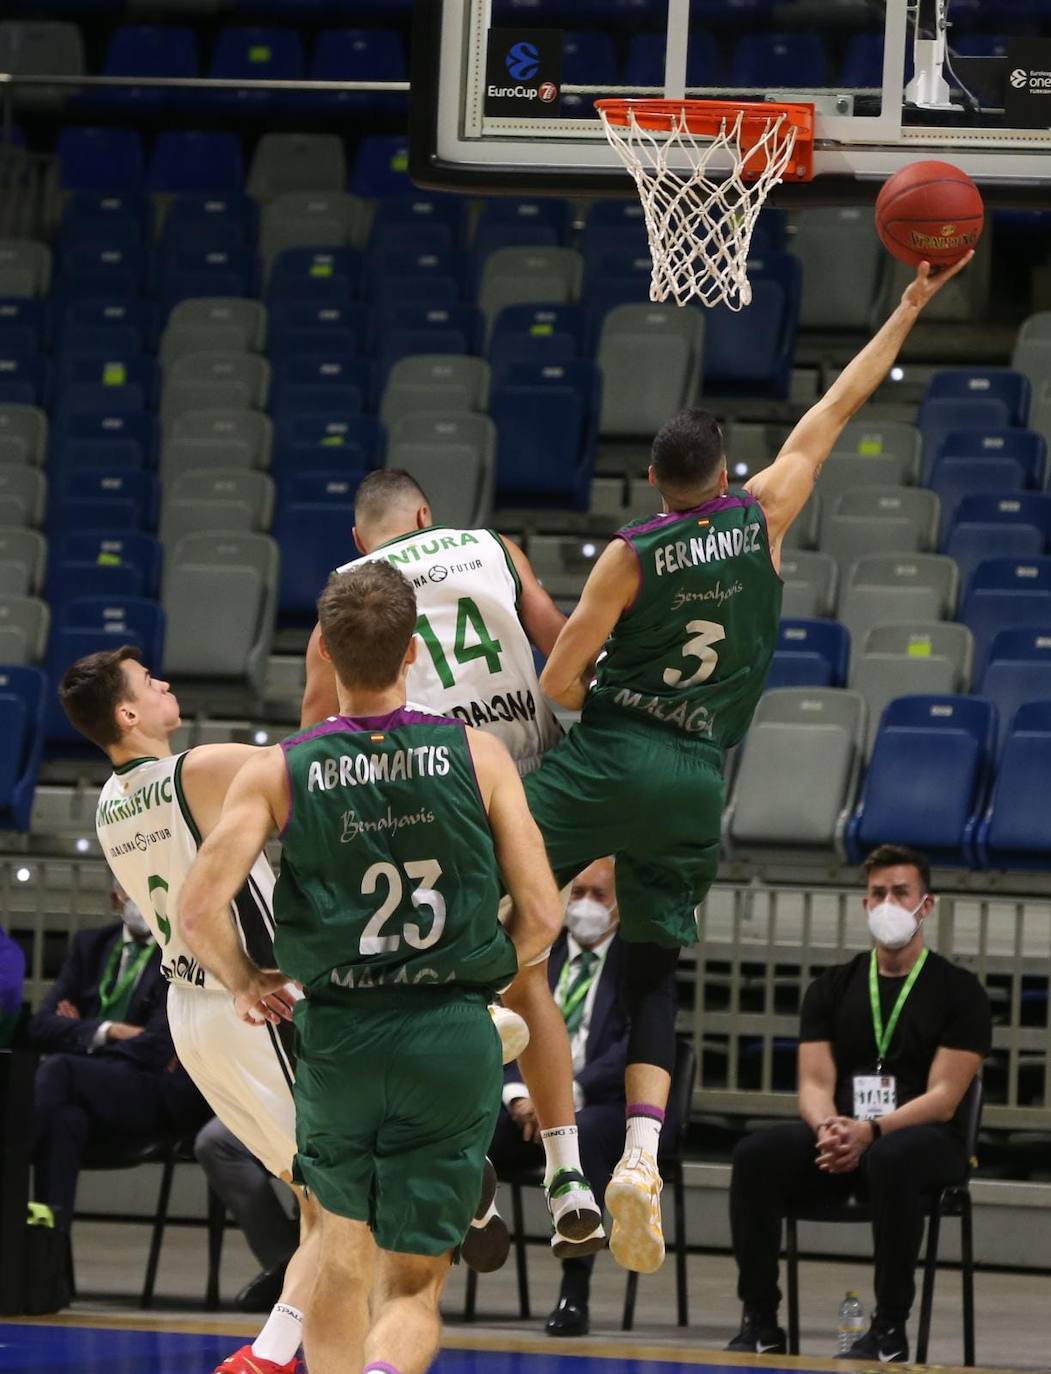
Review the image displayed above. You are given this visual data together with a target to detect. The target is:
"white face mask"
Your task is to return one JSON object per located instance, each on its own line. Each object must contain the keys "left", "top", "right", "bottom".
{"left": 867, "top": 898, "right": 926, "bottom": 951}
{"left": 564, "top": 897, "right": 615, "bottom": 947}
{"left": 120, "top": 898, "right": 152, "bottom": 940}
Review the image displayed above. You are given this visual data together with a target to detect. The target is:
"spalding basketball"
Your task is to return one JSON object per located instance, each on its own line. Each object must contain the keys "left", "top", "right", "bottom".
{"left": 874, "top": 161, "right": 984, "bottom": 268}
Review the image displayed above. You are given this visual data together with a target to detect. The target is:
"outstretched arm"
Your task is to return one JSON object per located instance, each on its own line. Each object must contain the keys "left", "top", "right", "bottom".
{"left": 539, "top": 539, "right": 639, "bottom": 709}
{"left": 181, "top": 747, "right": 292, "bottom": 1023}
{"left": 499, "top": 535, "right": 567, "bottom": 658}
{"left": 745, "top": 254, "right": 974, "bottom": 556}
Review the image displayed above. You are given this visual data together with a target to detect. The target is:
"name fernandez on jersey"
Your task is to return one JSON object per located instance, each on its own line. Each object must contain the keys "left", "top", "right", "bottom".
{"left": 653, "top": 521, "right": 762, "bottom": 577}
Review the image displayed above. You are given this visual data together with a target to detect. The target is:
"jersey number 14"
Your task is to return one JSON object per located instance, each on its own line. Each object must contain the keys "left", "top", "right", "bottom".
{"left": 416, "top": 597, "right": 503, "bottom": 689}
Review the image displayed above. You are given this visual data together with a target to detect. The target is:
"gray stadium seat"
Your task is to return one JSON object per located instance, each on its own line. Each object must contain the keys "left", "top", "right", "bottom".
{"left": 160, "top": 469, "right": 274, "bottom": 547}
{"left": 247, "top": 134, "right": 348, "bottom": 201}
{"left": 527, "top": 534, "right": 601, "bottom": 602}
{"left": 835, "top": 418, "right": 923, "bottom": 478}
{"left": 386, "top": 413, "right": 496, "bottom": 529}
{"left": 780, "top": 550, "right": 838, "bottom": 619}
{"left": 816, "top": 455, "right": 918, "bottom": 539}
{"left": 161, "top": 353, "right": 271, "bottom": 423}
{"left": 782, "top": 491, "right": 820, "bottom": 551}
{"left": 876, "top": 230, "right": 991, "bottom": 323}
{"left": 259, "top": 192, "right": 367, "bottom": 263}
{"left": 381, "top": 355, "right": 490, "bottom": 424}
{"left": 0, "top": 592, "right": 47, "bottom": 663}
{"left": 162, "top": 531, "right": 278, "bottom": 697}
{"left": 1010, "top": 337, "right": 1051, "bottom": 406}
{"left": 588, "top": 477, "right": 626, "bottom": 523}
{"left": 0, "top": 22, "right": 84, "bottom": 112}
{"left": 0, "top": 240, "right": 51, "bottom": 297}
{"left": 0, "top": 466, "right": 45, "bottom": 526}
{"left": 837, "top": 553, "right": 958, "bottom": 652}
{"left": 792, "top": 207, "right": 884, "bottom": 329}
{"left": 724, "top": 687, "right": 866, "bottom": 854}
{"left": 162, "top": 409, "right": 272, "bottom": 473}
{"left": 820, "top": 485, "right": 939, "bottom": 576}
{"left": 850, "top": 621, "right": 974, "bottom": 756}
{"left": 597, "top": 304, "right": 703, "bottom": 438}
{"left": 0, "top": 405, "right": 46, "bottom": 466}
{"left": 478, "top": 248, "right": 583, "bottom": 329}
{"left": 161, "top": 299, "right": 267, "bottom": 366}
{"left": 626, "top": 479, "right": 661, "bottom": 524}
{"left": 0, "top": 526, "right": 45, "bottom": 595}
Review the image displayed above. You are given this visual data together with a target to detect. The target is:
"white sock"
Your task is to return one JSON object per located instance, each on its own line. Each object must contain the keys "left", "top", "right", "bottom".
{"left": 540, "top": 1124, "right": 582, "bottom": 1187}
{"left": 252, "top": 1303, "right": 303, "bottom": 1364}
{"left": 625, "top": 1113, "right": 662, "bottom": 1157}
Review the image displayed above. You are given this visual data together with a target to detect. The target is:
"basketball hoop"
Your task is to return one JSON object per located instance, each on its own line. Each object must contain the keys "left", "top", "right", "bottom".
{"left": 595, "top": 98, "right": 815, "bottom": 311}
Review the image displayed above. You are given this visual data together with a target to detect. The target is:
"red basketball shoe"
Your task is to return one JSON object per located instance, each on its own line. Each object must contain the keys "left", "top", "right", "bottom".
{"left": 214, "top": 1347, "right": 304, "bottom": 1374}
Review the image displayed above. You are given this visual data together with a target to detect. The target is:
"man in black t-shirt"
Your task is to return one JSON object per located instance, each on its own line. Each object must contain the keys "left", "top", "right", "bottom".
{"left": 727, "top": 844, "right": 991, "bottom": 1362}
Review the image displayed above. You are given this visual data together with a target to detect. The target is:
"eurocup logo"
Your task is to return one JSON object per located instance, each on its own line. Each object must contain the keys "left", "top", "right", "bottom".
{"left": 506, "top": 41, "right": 541, "bottom": 81}
{"left": 1011, "top": 68, "right": 1028, "bottom": 89}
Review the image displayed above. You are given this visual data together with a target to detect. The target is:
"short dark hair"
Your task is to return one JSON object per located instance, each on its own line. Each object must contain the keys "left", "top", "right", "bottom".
{"left": 317, "top": 561, "right": 417, "bottom": 691}
{"left": 59, "top": 644, "right": 142, "bottom": 750}
{"left": 863, "top": 844, "right": 932, "bottom": 894}
{"left": 651, "top": 409, "right": 726, "bottom": 499}
{"left": 354, "top": 469, "right": 429, "bottom": 530}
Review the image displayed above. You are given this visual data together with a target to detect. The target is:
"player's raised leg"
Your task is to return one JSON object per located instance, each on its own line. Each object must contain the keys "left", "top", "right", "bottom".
{"left": 362, "top": 1250, "right": 450, "bottom": 1374}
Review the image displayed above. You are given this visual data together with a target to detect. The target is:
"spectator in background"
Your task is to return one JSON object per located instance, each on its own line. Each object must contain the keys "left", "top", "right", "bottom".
{"left": 195, "top": 1117, "right": 299, "bottom": 1313}
{"left": 727, "top": 844, "right": 991, "bottom": 1363}
{"left": 0, "top": 921, "right": 25, "bottom": 1047}
{"left": 27, "top": 880, "right": 209, "bottom": 1233}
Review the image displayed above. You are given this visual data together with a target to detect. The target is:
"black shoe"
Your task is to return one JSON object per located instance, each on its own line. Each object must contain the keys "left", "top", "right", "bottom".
{"left": 545, "top": 1296, "right": 590, "bottom": 1337}
{"left": 836, "top": 1318, "right": 909, "bottom": 1363}
{"left": 460, "top": 1157, "right": 511, "bottom": 1274}
{"left": 726, "top": 1311, "right": 787, "bottom": 1355}
{"left": 234, "top": 1262, "right": 287, "bottom": 1314}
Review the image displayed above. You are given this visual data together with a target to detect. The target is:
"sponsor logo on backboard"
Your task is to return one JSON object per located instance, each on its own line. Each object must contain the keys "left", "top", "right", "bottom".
{"left": 485, "top": 29, "right": 562, "bottom": 118}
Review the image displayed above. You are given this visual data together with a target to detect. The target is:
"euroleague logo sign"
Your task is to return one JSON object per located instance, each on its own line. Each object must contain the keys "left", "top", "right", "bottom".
{"left": 485, "top": 28, "right": 562, "bottom": 117}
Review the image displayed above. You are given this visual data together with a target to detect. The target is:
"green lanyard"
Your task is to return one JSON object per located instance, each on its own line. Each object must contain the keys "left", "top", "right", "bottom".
{"left": 97, "top": 937, "right": 155, "bottom": 1020}
{"left": 557, "top": 951, "right": 598, "bottom": 1028}
{"left": 869, "top": 946, "right": 927, "bottom": 1071}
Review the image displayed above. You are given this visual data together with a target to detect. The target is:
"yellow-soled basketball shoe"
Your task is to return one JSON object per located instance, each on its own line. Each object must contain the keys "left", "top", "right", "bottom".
{"left": 605, "top": 1148, "right": 665, "bottom": 1274}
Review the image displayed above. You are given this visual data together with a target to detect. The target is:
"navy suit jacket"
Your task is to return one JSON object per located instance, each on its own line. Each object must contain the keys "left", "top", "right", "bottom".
{"left": 507, "top": 929, "right": 629, "bottom": 1106}
{"left": 27, "top": 923, "right": 176, "bottom": 1074}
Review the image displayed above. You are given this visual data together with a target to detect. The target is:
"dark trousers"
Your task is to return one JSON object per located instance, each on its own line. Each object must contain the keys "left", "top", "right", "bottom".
{"left": 731, "top": 1120, "right": 968, "bottom": 1326}
{"left": 31, "top": 1054, "right": 182, "bottom": 1232}
{"left": 489, "top": 1099, "right": 624, "bottom": 1303}
{"left": 194, "top": 1116, "right": 299, "bottom": 1271}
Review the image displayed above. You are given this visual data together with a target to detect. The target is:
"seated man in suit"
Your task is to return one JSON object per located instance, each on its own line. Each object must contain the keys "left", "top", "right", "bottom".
{"left": 489, "top": 858, "right": 661, "bottom": 1336}
{"left": 26, "top": 880, "right": 209, "bottom": 1233}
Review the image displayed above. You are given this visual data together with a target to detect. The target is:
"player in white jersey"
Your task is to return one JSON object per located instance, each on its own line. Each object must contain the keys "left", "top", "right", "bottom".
{"left": 300, "top": 469, "right": 608, "bottom": 1260}
{"left": 60, "top": 644, "right": 313, "bottom": 1374}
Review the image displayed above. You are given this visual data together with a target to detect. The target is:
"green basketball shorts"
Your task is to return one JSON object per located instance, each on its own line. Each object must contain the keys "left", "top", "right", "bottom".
{"left": 292, "top": 988, "right": 502, "bottom": 1255}
{"left": 524, "top": 716, "right": 723, "bottom": 948}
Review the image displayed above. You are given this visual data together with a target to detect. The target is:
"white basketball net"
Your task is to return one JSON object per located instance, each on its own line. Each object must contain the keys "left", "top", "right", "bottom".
{"left": 599, "top": 105, "right": 800, "bottom": 312}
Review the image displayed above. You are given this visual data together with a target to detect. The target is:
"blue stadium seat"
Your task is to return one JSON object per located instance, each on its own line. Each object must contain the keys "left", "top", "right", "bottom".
{"left": 275, "top": 471, "right": 362, "bottom": 505}
{"left": 924, "top": 369, "right": 1031, "bottom": 428}
{"left": 581, "top": 203, "right": 649, "bottom": 280}
{"left": 272, "top": 412, "right": 382, "bottom": 479}
{"left": 979, "top": 629, "right": 1051, "bottom": 755}
{"left": 56, "top": 245, "right": 147, "bottom": 301}
{"left": 930, "top": 456, "right": 1027, "bottom": 540}
{"left": 490, "top": 360, "right": 600, "bottom": 510}
{"left": 946, "top": 528, "right": 1044, "bottom": 598}
{"left": 918, "top": 398, "right": 1013, "bottom": 483}
{"left": 51, "top": 412, "right": 158, "bottom": 472}
{"left": 267, "top": 300, "right": 373, "bottom": 358}
{"left": 561, "top": 31, "right": 618, "bottom": 86}
{"left": 55, "top": 385, "right": 147, "bottom": 424}
{"left": 56, "top": 353, "right": 158, "bottom": 410}
{"left": 56, "top": 127, "right": 145, "bottom": 192}
{"left": 81, "top": 25, "right": 199, "bottom": 116}
{"left": 273, "top": 500, "right": 355, "bottom": 617}
{"left": 161, "top": 193, "right": 258, "bottom": 249}
{"left": 306, "top": 28, "right": 407, "bottom": 115}
{"left": 489, "top": 303, "right": 589, "bottom": 361}
{"left": 953, "top": 34, "right": 1013, "bottom": 59}
{"left": 58, "top": 594, "right": 165, "bottom": 666}
{"left": 0, "top": 355, "right": 49, "bottom": 408}
{"left": 349, "top": 135, "right": 412, "bottom": 197}
{"left": 766, "top": 618, "right": 850, "bottom": 689}
{"left": 55, "top": 298, "right": 155, "bottom": 355}
{"left": 950, "top": 491, "right": 1051, "bottom": 544}
{"left": 50, "top": 530, "right": 162, "bottom": 599}
{"left": 157, "top": 247, "right": 256, "bottom": 313}
{"left": 976, "top": 701, "right": 1051, "bottom": 870}
{"left": 368, "top": 249, "right": 466, "bottom": 307}
{"left": 842, "top": 32, "right": 914, "bottom": 88}
{"left": 268, "top": 248, "right": 361, "bottom": 304}
{"left": 703, "top": 255, "right": 801, "bottom": 399}
{"left": 62, "top": 191, "right": 153, "bottom": 244}
{"left": 146, "top": 132, "right": 245, "bottom": 194}
{"left": 0, "top": 325, "right": 42, "bottom": 359}
{"left": 962, "top": 557, "right": 1051, "bottom": 678}
{"left": 52, "top": 470, "right": 159, "bottom": 535}
{"left": 47, "top": 561, "right": 143, "bottom": 611}
{"left": 377, "top": 303, "right": 482, "bottom": 379}
{"left": 204, "top": 26, "right": 306, "bottom": 114}
{"left": 368, "top": 196, "right": 466, "bottom": 258}
{"left": 624, "top": 30, "right": 721, "bottom": 88}
{"left": 585, "top": 248, "right": 653, "bottom": 317}
{"left": 847, "top": 694, "right": 996, "bottom": 865}
{"left": 0, "top": 300, "right": 49, "bottom": 353}
{"left": 730, "top": 32, "right": 828, "bottom": 87}
{"left": 0, "top": 665, "right": 45, "bottom": 829}
{"left": 934, "top": 427, "right": 1047, "bottom": 487}
{"left": 473, "top": 200, "right": 571, "bottom": 273}
{"left": 270, "top": 355, "right": 372, "bottom": 420}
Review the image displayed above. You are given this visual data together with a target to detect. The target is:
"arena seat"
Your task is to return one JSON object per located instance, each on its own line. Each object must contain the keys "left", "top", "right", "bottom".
{"left": 305, "top": 28, "right": 407, "bottom": 117}
{"left": 961, "top": 556, "right": 1051, "bottom": 678}
{"left": 730, "top": 31, "right": 828, "bottom": 87}
{"left": 837, "top": 552, "right": 958, "bottom": 651}
{"left": 146, "top": 132, "right": 245, "bottom": 194}
{"left": 526, "top": 534, "right": 601, "bottom": 602}
{"left": 56, "top": 299, "right": 155, "bottom": 356}
{"left": 850, "top": 622, "right": 974, "bottom": 756}
{"left": 52, "top": 411, "right": 158, "bottom": 473}
{"left": 83, "top": 24, "right": 199, "bottom": 116}
{"left": 203, "top": 25, "right": 306, "bottom": 115}
{"left": 924, "top": 369, "right": 1031, "bottom": 428}
{"left": 847, "top": 694, "right": 997, "bottom": 865}
{"left": 929, "top": 457, "right": 1027, "bottom": 541}
{"left": 0, "top": 404, "right": 46, "bottom": 466}
{"left": 597, "top": 304, "right": 703, "bottom": 439}
{"left": 54, "top": 470, "right": 158, "bottom": 534}
{"left": 0, "top": 354, "right": 49, "bottom": 409}
{"left": 51, "top": 530, "right": 161, "bottom": 599}
{"left": 267, "top": 246, "right": 361, "bottom": 302}
{"left": 0, "top": 594, "right": 48, "bottom": 664}
{"left": 272, "top": 411, "right": 380, "bottom": 481}
{"left": 56, "top": 127, "right": 145, "bottom": 193}
{"left": 702, "top": 256, "right": 801, "bottom": 398}
{"left": 160, "top": 469, "right": 274, "bottom": 549}
{"left": 269, "top": 353, "right": 370, "bottom": 420}
{"left": 60, "top": 192, "right": 153, "bottom": 247}
{"left": 267, "top": 300, "right": 372, "bottom": 360}
{"left": 933, "top": 427, "right": 1047, "bottom": 487}
{"left": 779, "top": 550, "right": 838, "bottom": 619}
{"left": 381, "top": 355, "right": 490, "bottom": 426}
{"left": 247, "top": 133, "right": 348, "bottom": 201}
{"left": 260, "top": 190, "right": 368, "bottom": 264}
{"left": 160, "top": 193, "right": 258, "bottom": 251}
{"left": 976, "top": 702, "right": 1051, "bottom": 870}
{"left": 490, "top": 360, "right": 599, "bottom": 510}
{"left": 349, "top": 135, "right": 412, "bottom": 198}
{"left": 368, "top": 196, "right": 466, "bottom": 258}
{"left": 161, "top": 352, "right": 271, "bottom": 423}
{"left": 725, "top": 687, "right": 865, "bottom": 856}
{"left": 163, "top": 299, "right": 268, "bottom": 361}
{"left": 918, "top": 398, "right": 1013, "bottom": 483}
{"left": 977, "top": 628, "right": 1051, "bottom": 755}
{"left": 0, "top": 664, "right": 46, "bottom": 828}
{"left": 0, "top": 21, "right": 84, "bottom": 113}
{"left": 478, "top": 247, "right": 584, "bottom": 330}
{"left": 836, "top": 417, "right": 923, "bottom": 476}
{"left": 471, "top": 199, "right": 572, "bottom": 274}
{"left": 386, "top": 412, "right": 496, "bottom": 529}
{"left": 0, "top": 300, "right": 49, "bottom": 355}
{"left": 0, "top": 241, "right": 52, "bottom": 298}
{"left": 766, "top": 618, "right": 850, "bottom": 689}
{"left": 0, "top": 466, "right": 46, "bottom": 527}
{"left": 57, "top": 352, "right": 158, "bottom": 411}
{"left": 272, "top": 499, "right": 352, "bottom": 618}
{"left": 792, "top": 207, "right": 883, "bottom": 329}
{"left": 162, "top": 408, "right": 272, "bottom": 478}
{"left": 377, "top": 304, "right": 482, "bottom": 381}
{"left": 820, "top": 485, "right": 940, "bottom": 576}
{"left": 561, "top": 30, "right": 618, "bottom": 86}
{"left": 624, "top": 30, "right": 721, "bottom": 87}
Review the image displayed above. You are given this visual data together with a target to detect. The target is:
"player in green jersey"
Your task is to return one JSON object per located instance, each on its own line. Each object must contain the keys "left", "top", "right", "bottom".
{"left": 526, "top": 255, "right": 974, "bottom": 1275}
{"left": 180, "top": 560, "right": 564, "bottom": 1374}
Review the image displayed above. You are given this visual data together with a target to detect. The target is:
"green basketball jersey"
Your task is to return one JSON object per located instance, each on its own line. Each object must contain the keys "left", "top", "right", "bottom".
{"left": 584, "top": 490, "right": 782, "bottom": 751}
{"left": 276, "top": 707, "right": 517, "bottom": 999}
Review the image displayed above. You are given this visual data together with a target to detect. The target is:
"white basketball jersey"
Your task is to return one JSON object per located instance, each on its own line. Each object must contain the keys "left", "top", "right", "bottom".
{"left": 342, "top": 527, "right": 561, "bottom": 773}
{"left": 95, "top": 753, "right": 277, "bottom": 991}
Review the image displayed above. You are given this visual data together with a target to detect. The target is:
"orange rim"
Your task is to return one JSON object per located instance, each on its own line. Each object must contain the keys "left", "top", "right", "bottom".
{"left": 595, "top": 97, "right": 815, "bottom": 181}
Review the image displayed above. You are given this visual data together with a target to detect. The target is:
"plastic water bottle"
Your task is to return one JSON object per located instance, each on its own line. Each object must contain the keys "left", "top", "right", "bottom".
{"left": 837, "top": 1291, "right": 865, "bottom": 1354}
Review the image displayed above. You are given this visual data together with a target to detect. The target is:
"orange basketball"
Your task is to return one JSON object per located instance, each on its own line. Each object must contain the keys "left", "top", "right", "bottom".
{"left": 874, "top": 160, "right": 984, "bottom": 268}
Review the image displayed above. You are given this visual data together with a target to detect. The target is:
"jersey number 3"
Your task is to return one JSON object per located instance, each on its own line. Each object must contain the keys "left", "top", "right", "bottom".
{"left": 662, "top": 618, "right": 726, "bottom": 689}
{"left": 359, "top": 859, "right": 446, "bottom": 955}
